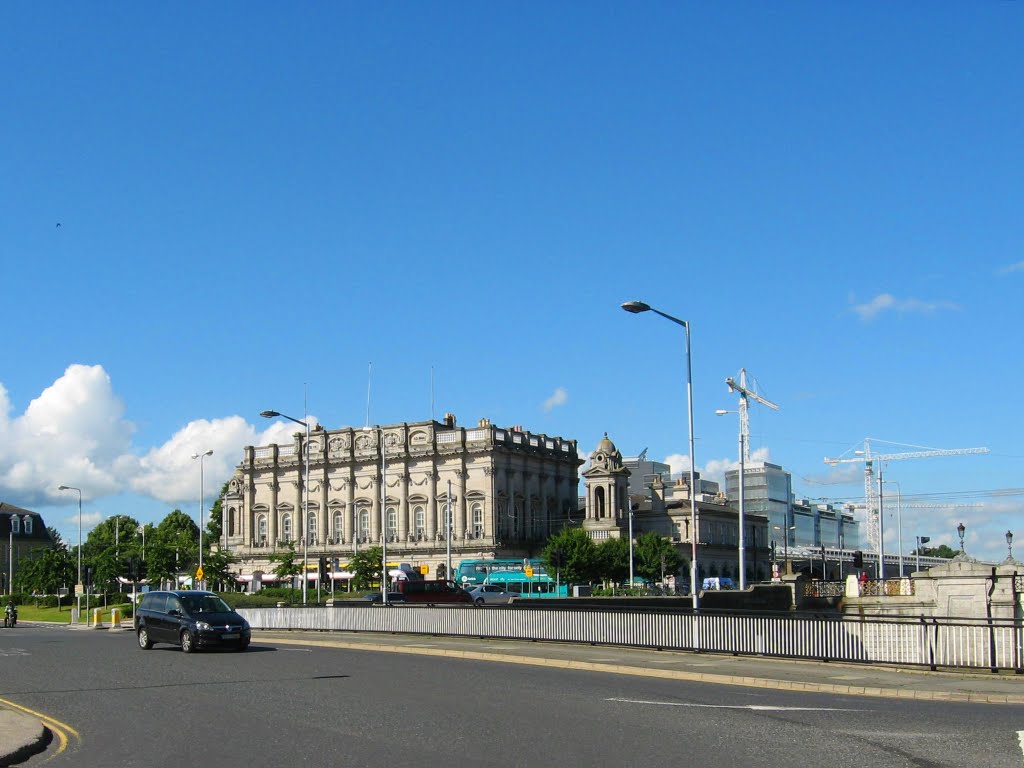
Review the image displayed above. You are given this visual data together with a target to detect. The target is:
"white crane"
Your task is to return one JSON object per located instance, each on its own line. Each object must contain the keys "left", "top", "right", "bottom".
{"left": 719, "top": 369, "right": 779, "bottom": 589}
{"left": 824, "top": 439, "right": 989, "bottom": 576}
{"left": 725, "top": 369, "right": 780, "bottom": 463}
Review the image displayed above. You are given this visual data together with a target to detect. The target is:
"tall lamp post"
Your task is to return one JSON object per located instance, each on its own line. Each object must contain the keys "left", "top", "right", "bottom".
{"left": 1006, "top": 530, "right": 1014, "bottom": 562}
{"left": 715, "top": 408, "right": 746, "bottom": 589}
{"left": 621, "top": 300, "right": 699, "bottom": 610}
{"left": 191, "top": 449, "right": 213, "bottom": 589}
{"left": 773, "top": 525, "right": 796, "bottom": 574}
{"left": 58, "top": 485, "right": 83, "bottom": 612}
{"left": 260, "top": 411, "right": 310, "bottom": 605}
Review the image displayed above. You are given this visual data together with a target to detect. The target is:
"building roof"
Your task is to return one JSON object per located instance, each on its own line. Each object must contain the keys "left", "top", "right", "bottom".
{"left": 0, "top": 503, "right": 56, "bottom": 545}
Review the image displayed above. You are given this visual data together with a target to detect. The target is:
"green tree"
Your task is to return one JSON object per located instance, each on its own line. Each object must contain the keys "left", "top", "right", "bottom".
{"left": 270, "top": 542, "right": 303, "bottom": 587}
{"left": 82, "top": 515, "right": 140, "bottom": 591}
{"left": 202, "top": 548, "right": 237, "bottom": 591}
{"left": 19, "top": 546, "right": 74, "bottom": 596}
{"left": 146, "top": 510, "right": 200, "bottom": 588}
{"left": 349, "top": 546, "right": 384, "bottom": 590}
{"left": 634, "top": 531, "right": 681, "bottom": 584}
{"left": 542, "top": 527, "right": 598, "bottom": 585}
{"left": 596, "top": 537, "right": 630, "bottom": 584}
{"left": 205, "top": 481, "right": 230, "bottom": 546}
{"left": 919, "top": 544, "right": 959, "bottom": 559}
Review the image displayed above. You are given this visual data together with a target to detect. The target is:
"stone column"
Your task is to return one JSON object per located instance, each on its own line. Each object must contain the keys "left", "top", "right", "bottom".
{"left": 370, "top": 477, "right": 381, "bottom": 543}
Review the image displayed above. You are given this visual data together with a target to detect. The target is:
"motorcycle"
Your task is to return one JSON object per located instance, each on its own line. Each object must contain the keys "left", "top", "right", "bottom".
{"left": 3, "top": 607, "right": 16, "bottom": 628}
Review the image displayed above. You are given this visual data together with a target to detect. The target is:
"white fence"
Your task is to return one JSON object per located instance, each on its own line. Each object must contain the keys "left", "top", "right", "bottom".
{"left": 238, "top": 605, "right": 1024, "bottom": 672}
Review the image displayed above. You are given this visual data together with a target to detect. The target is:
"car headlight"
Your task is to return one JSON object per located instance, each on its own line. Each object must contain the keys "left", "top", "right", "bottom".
{"left": 196, "top": 621, "right": 212, "bottom": 631}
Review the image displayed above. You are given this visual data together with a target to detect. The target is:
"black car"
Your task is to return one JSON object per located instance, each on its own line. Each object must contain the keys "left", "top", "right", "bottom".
{"left": 363, "top": 591, "right": 406, "bottom": 604}
{"left": 134, "top": 590, "right": 251, "bottom": 653}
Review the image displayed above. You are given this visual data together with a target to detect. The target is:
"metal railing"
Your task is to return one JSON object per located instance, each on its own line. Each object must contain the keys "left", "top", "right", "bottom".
{"left": 238, "top": 604, "right": 1023, "bottom": 673}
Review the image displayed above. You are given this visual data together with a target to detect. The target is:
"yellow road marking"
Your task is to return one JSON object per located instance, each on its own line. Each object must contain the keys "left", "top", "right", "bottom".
{"left": 0, "top": 696, "right": 81, "bottom": 759}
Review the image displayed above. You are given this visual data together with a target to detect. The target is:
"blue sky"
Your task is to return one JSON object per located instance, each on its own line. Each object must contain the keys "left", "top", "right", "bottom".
{"left": 3, "top": 4, "right": 1021, "bottom": 563}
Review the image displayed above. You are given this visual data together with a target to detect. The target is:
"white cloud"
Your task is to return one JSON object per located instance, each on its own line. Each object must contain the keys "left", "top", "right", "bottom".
{"left": 694, "top": 447, "right": 772, "bottom": 486}
{"left": 542, "top": 387, "right": 568, "bottom": 412}
{"left": 997, "top": 261, "right": 1024, "bottom": 275}
{"left": 0, "top": 365, "right": 311, "bottom": 509}
{"left": 852, "top": 293, "right": 960, "bottom": 322}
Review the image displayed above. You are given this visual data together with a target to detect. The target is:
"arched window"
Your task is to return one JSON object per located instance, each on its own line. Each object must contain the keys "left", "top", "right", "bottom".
{"left": 282, "top": 514, "right": 292, "bottom": 541}
{"left": 333, "top": 513, "right": 343, "bottom": 542}
{"left": 413, "top": 506, "right": 425, "bottom": 539}
{"left": 359, "top": 509, "right": 370, "bottom": 541}
{"left": 387, "top": 507, "right": 397, "bottom": 540}
{"left": 472, "top": 502, "right": 483, "bottom": 537}
{"left": 228, "top": 507, "right": 236, "bottom": 537}
{"left": 595, "top": 487, "right": 605, "bottom": 519}
{"left": 307, "top": 513, "right": 317, "bottom": 542}
{"left": 257, "top": 515, "right": 267, "bottom": 543}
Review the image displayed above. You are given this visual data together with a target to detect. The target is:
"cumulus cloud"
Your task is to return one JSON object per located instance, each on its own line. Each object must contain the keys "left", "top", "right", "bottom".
{"left": 542, "top": 387, "right": 569, "bottom": 412}
{"left": 0, "top": 365, "right": 310, "bottom": 509}
{"left": 852, "top": 293, "right": 960, "bottom": 322}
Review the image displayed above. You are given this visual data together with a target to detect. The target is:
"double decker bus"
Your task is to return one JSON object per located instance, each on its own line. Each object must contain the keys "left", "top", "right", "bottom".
{"left": 453, "top": 558, "right": 569, "bottom": 598}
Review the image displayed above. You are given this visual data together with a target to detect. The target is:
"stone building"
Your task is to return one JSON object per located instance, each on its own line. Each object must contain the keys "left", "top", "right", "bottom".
{"left": 221, "top": 415, "right": 582, "bottom": 579}
{"left": 581, "top": 434, "right": 771, "bottom": 584}
{"left": 1, "top": 503, "right": 57, "bottom": 592}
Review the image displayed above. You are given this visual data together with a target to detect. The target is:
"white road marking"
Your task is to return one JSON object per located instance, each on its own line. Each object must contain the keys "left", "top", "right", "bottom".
{"left": 0, "top": 648, "right": 30, "bottom": 657}
{"left": 1016, "top": 730, "right": 1023, "bottom": 765}
{"left": 278, "top": 648, "right": 312, "bottom": 652}
{"left": 607, "top": 697, "right": 867, "bottom": 712}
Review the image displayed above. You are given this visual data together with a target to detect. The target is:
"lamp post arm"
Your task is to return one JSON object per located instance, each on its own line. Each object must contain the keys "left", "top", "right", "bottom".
{"left": 648, "top": 307, "right": 688, "bottom": 329}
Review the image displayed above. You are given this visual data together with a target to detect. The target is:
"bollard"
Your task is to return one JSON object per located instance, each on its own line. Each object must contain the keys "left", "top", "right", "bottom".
{"left": 109, "top": 607, "right": 122, "bottom": 631}
{"left": 92, "top": 608, "right": 104, "bottom": 629}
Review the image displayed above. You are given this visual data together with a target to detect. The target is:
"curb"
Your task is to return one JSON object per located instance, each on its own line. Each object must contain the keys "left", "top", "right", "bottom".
{"left": 0, "top": 709, "right": 49, "bottom": 767}
{"left": 259, "top": 635, "right": 1024, "bottom": 706}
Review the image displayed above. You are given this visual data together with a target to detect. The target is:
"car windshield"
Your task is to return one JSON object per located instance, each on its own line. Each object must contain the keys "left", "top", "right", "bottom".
{"left": 179, "top": 594, "right": 233, "bottom": 614}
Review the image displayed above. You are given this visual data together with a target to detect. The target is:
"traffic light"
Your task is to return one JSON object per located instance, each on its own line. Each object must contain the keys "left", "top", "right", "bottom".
{"left": 317, "top": 556, "right": 327, "bottom": 583}
{"left": 852, "top": 550, "right": 864, "bottom": 568}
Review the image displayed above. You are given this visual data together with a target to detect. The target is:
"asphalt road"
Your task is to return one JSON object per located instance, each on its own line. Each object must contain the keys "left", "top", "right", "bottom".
{"left": 1, "top": 625, "right": 1022, "bottom": 768}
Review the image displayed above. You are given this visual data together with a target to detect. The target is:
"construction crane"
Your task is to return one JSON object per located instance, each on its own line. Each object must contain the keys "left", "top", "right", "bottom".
{"left": 824, "top": 439, "right": 989, "bottom": 572}
{"left": 724, "top": 369, "right": 780, "bottom": 463}
{"left": 720, "top": 369, "right": 779, "bottom": 590}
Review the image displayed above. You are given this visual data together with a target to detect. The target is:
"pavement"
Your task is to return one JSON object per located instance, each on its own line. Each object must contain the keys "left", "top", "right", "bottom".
{"left": 2, "top": 621, "right": 1022, "bottom": 766}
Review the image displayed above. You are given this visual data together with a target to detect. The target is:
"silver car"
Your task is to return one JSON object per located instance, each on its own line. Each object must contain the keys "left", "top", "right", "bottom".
{"left": 466, "top": 584, "right": 519, "bottom": 605}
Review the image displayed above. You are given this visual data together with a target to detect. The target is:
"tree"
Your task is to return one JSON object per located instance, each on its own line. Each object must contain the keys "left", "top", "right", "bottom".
{"left": 202, "top": 547, "right": 237, "bottom": 591}
{"left": 541, "top": 527, "right": 598, "bottom": 585}
{"left": 18, "top": 547, "right": 74, "bottom": 596}
{"left": 205, "top": 481, "right": 230, "bottom": 546}
{"left": 82, "top": 515, "right": 140, "bottom": 591}
{"left": 146, "top": 510, "right": 199, "bottom": 588}
{"left": 349, "top": 546, "right": 384, "bottom": 590}
{"left": 919, "top": 544, "right": 959, "bottom": 559}
{"left": 270, "top": 542, "right": 302, "bottom": 587}
{"left": 596, "top": 537, "right": 630, "bottom": 584}
{"left": 634, "top": 531, "right": 681, "bottom": 584}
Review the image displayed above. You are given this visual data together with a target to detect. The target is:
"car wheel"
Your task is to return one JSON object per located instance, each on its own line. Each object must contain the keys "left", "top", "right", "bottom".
{"left": 475, "top": 597, "right": 485, "bottom": 606}
{"left": 237, "top": 639, "right": 250, "bottom": 652}
{"left": 137, "top": 627, "right": 153, "bottom": 650}
{"left": 180, "top": 629, "right": 195, "bottom": 654}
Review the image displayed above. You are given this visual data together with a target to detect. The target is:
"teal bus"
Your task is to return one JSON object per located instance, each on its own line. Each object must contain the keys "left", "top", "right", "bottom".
{"left": 453, "top": 558, "right": 569, "bottom": 598}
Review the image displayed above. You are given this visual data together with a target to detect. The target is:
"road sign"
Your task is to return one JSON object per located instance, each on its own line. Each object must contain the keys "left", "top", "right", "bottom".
{"left": 196, "top": 566, "right": 205, "bottom": 581}
{"left": 75, "top": 583, "right": 84, "bottom": 596}
{"left": 419, "top": 564, "right": 429, "bottom": 575}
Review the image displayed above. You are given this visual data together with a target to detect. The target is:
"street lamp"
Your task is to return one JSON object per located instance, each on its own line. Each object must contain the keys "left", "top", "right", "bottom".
{"left": 621, "top": 300, "right": 699, "bottom": 610}
{"left": 1005, "top": 530, "right": 1013, "bottom": 561}
{"left": 261, "top": 410, "right": 310, "bottom": 605}
{"left": 882, "top": 479, "right": 904, "bottom": 577}
{"left": 957, "top": 521, "right": 966, "bottom": 554}
{"left": 191, "top": 449, "right": 213, "bottom": 590}
{"left": 715, "top": 408, "right": 747, "bottom": 589}
{"left": 772, "top": 525, "right": 796, "bottom": 574}
{"left": 58, "top": 485, "right": 83, "bottom": 607}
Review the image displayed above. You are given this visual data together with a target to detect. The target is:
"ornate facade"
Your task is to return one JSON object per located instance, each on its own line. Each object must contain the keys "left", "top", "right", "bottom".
{"left": 221, "top": 414, "right": 582, "bottom": 578}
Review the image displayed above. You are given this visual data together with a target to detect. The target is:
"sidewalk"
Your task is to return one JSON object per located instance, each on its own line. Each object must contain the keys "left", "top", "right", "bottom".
{"left": 0, "top": 708, "right": 47, "bottom": 766}
{"left": 254, "top": 629, "right": 1024, "bottom": 705}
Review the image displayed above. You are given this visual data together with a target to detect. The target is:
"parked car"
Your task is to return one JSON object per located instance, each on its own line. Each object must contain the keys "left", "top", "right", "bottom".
{"left": 135, "top": 590, "right": 251, "bottom": 653}
{"left": 466, "top": 584, "right": 519, "bottom": 606}
{"left": 395, "top": 579, "right": 473, "bottom": 605}
{"left": 363, "top": 591, "right": 406, "bottom": 604}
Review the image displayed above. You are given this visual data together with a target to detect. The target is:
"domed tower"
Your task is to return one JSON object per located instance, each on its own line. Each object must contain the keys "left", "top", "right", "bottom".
{"left": 582, "top": 433, "right": 631, "bottom": 538}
